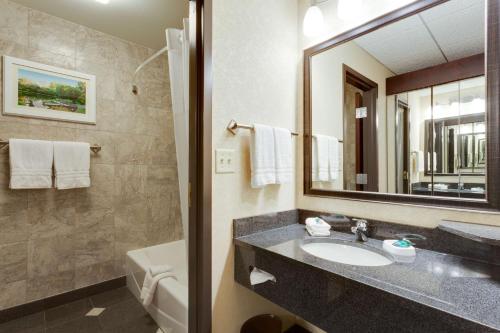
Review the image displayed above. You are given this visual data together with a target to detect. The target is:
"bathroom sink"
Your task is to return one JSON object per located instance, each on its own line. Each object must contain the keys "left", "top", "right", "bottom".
{"left": 301, "top": 241, "right": 393, "bottom": 267}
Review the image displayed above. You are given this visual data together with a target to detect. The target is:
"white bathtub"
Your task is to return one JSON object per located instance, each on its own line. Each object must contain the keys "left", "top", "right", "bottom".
{"left": 126, "top": 240, "right": 188, "bottom": 333}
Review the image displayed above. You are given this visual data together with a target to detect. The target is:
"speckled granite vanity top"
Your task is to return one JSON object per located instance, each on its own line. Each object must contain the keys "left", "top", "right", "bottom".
{"left": 235, "top": 223, "right": 500, "bottom": 331}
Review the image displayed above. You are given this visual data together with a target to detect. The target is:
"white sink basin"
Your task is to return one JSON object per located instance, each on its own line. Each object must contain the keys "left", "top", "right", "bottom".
{"left": 301, "top": 241, "right": 393, "bottom": 267}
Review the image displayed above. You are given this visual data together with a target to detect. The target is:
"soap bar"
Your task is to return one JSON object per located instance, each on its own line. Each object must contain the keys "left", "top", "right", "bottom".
{"left": 383, "top": 239, "right": 416, "bottom": 257}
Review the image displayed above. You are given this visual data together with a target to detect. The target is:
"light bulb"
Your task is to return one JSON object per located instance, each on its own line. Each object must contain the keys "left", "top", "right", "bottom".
{"left": 337, "top": 0, "right": 363, "bottom": 22}
{"left": 303, "top": 5, "right": 325, "bottom": 37}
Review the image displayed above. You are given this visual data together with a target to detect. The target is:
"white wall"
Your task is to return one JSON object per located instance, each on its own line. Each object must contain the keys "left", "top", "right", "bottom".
{"left": 212, "top": 0, "right": 299, "bottom": 331}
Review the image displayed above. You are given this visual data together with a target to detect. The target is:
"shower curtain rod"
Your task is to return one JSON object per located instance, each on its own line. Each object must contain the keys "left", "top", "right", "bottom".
{"left": 134, "top": 45, "right": 172, "bottom": 76}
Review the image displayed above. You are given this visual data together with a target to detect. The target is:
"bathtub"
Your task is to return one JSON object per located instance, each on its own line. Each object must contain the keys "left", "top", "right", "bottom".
{"left": 126, "top": 240, "right": 188, "bottom": 333}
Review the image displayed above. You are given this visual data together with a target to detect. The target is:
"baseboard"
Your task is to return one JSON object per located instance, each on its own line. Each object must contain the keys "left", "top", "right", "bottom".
{"left": 0, "top": 276, "right": 126, "bottom": 324}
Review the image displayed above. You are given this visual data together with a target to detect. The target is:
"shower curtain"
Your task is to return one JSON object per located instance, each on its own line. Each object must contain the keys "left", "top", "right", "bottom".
{"left": 166, "top": 19, "right": 189, "bottom": 256}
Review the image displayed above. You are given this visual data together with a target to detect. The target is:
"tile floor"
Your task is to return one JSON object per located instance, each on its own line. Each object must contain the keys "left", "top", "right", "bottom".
{"left": 0, "top": 287, "right": 159, "bottom": 333}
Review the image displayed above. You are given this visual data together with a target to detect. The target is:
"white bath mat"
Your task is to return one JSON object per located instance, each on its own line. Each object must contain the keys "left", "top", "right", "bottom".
{"left": 85, "top": 308, "right": 106, "bottom": 317}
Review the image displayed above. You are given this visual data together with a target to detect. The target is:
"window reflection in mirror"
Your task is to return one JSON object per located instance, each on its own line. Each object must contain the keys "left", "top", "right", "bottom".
{"left": 310, "top": 0, "right": 486, "bottom": 200}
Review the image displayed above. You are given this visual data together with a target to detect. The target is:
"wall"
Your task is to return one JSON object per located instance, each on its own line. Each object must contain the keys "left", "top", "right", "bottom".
{"left": 0, "top": 0, "right": 182, "bottom": 310}
{"left": 211, "top": 0, "right": 299, "bottom": 331}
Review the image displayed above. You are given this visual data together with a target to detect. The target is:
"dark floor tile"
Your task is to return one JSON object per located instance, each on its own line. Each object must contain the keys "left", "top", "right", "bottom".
{"left": 45, "top": 298, "right": 93, "bottom": 328}
{"left": 46, "top": 316, "right": 103, "bottom": 333}
{"left": 98, "top": 298, "right": 156, "bottom": 331}
{"left": 90, "top": 287, "right": 133, "bottom": 308}
{"left": 103, "top": 317, "right": 158, "bottom": 333}
{"left": 0, "top": 312, "right": 45, "bottom": 333}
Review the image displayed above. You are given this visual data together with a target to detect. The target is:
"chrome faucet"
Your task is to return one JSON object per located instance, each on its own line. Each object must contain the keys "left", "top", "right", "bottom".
{"left": 351, "top": 218, "right": 368, "bottom": 242}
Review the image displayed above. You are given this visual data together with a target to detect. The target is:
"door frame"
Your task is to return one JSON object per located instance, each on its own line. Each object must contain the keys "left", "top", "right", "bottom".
{"left": 343, "top": 64, "right": 379, "bottom": 192}
{"left": 188, "top": 0, "right": 212, "bottom": 332}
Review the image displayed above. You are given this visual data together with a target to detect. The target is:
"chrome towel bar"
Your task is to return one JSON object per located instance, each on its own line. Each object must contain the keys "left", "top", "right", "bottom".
{"left": 0, "top": 139, "right": 102, "bottom": 154}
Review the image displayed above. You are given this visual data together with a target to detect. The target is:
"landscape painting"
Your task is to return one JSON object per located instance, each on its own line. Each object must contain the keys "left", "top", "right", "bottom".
{"left": 3, "top": 56, "right": 96, "bottom": 124}
{"left": 18, "top": 68, "right": 87, "bottom": 114}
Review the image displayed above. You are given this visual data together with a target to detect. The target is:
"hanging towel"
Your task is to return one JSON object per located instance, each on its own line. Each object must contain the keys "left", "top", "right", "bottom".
{"left": 273, "top": 127, "right": 293, "bottom": 184}
{"left": 53, "top": 141, "right": 90, "bottom": 190}
{"left": 250, "top": 124, "right": 276, "bottom": 188}
{"left": 9, "top": 139, "right": 53, "bottom": 189}
{"left": 141, "top": 270, "right": 177, "bottom": 307}
{"left": 312, "top": 135, "right": 329, "bottom": 182}
{"left": 328, "top": 137, "right": 340, "bottom": 181}
{"left": 417, "top": 151, "right": 425, "bottom": 172}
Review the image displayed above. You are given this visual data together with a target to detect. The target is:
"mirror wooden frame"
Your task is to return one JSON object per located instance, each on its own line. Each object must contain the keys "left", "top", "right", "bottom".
{"left": 303, "top": 0, "right": 500, "bottom": 211}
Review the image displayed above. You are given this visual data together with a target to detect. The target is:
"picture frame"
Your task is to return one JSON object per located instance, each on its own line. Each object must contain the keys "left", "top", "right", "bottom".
{"left": 2, "top": 56, "right": 96, "bottom": 124}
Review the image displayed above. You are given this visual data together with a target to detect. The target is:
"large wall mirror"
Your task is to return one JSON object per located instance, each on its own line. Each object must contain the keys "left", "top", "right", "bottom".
{"left": 304, "top": 0, "right": 500, "bottom": 210}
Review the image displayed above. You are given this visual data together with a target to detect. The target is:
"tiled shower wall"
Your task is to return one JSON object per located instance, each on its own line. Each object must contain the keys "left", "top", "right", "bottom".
{"left": 0, "top": 0, "right": 183, "bottom": 309}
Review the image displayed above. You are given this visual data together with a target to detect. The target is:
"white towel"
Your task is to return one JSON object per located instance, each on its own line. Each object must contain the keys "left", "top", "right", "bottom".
{"left": 148, "top": 264, "right": 173, "bottom": 277}
{"left": 9, "top": 139, "right": 53, "bottom": 189}
{"left": 249, "top": 267, "right": 276, "bottom": 285}
{"left": 417, "top": 151, "right": 425, "bottom": 172}
{"left": 141, "top": 270, "right": 177, "bottom": 306}
{"left": 250, "top": 124, "right": 276, "bottom": 188}
{"left": 273, "top": 127, "right": 293, "bottom": 184}
{"left": 328, "top": 137, "right": 339, "bottom": 181}
{"left": 306, "top": 225, "right": 331, "bottom": 237}
{"left": 312, "top": 135, "right": 329, "bottom": 182}
{"left": 305, "top": 217, "right": 331, "bottom": 231}
{"left": 53, "top": 141, "right": 90, "bottom": 190}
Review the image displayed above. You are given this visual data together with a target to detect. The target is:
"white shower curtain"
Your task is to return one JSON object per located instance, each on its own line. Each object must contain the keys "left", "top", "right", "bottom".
{"left": 166, "top": 19, "right": 189, "bottom": 257}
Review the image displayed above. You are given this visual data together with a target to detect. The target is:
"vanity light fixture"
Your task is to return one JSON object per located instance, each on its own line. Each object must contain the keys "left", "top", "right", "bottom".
{"left": 337, "top": 0, "right": 363, "bottom": 22}
{"left": 303, "top": 0, "right": 328, "bottom": 37}
{"left": 95, "top": 0, "right": 110, "bottom": 4}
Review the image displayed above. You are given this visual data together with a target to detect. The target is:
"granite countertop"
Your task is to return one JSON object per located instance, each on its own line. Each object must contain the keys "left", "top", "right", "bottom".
{"left": 235, "top": 224, "right": 500, "bottom": 331}
{"left": 439, "top": 220, "right": 500, "bottom": 246}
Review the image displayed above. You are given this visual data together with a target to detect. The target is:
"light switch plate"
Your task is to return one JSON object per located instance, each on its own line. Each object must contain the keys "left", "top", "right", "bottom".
{"left": 356, "top": 107, "right": 368, "bottom": 119}
{"left": 215, "top": 149, "right": 235, "bottom": 174}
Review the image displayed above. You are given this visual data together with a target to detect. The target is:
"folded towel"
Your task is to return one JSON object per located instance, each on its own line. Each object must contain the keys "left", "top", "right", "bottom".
{"left": 273, "top": 127, "right": 293, "bottom": 184}
{"left": 9, "top": 139, "right": 53, "bottom": 189}
{"left": 148, "top": 264, "right": 173, "bottom": 277}
{"left": 53, "top": 141, "right": 90, "bottom": 190}
{"left": 250, "top": 124, "right": 276, "bottom": 188}
{"left": 305, "top": 217, "right": 331, "bottom": 230}
{"left": 141, "top": 270, "right": 177, "bottom": 307}
{"left": 328, "top": 137, "right": 340, "bottom": 181}
{"left": 312, "top": 135, "right": 329, "bottom": 182}
{"left": 306, "top": 225, "right": 331, "bottom": 237}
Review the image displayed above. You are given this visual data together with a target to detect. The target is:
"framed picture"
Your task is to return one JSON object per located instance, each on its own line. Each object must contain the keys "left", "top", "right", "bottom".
{"left": 2, "top": 56, "right": 96, "bottom": 124}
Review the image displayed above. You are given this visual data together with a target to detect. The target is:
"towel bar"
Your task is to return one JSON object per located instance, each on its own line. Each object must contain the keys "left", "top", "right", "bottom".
{"left": 227, "top": 119, "right": 299, "bottom": 136}
{"left": 0, "top": 139, "right": 102, "bottom": 154}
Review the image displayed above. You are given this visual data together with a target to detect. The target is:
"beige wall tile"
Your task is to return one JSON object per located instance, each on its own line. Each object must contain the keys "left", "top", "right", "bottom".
{"left": 75, "top": 261, "right": 118, "bottom": 289}
{"left": 0, "top": 0, "right": 28, "bottom": 45}
{"left": 0, "top": 280, "right": 27, "bottom": 309}
{"left": 0, "top": 242, "right": 28, "bottom": 284}
{"left": 74, "top": 209, "right": 114, "bottom": 268}
{"left": 27, "top": 235, "right": 75, "bottom": 278}
{"left": 27, "top": 270, "right": 74, "bottom": 301}
{"left": 0, "top": 211, "right": 29, "bottom": 245}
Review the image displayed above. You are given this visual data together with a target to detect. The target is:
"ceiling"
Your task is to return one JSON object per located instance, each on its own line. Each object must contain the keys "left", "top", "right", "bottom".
{"left": 354, "top": 0, "right": 485, "bottom": 74}
{"left": 10, "top": 0, "right": 188, "bottom": 49}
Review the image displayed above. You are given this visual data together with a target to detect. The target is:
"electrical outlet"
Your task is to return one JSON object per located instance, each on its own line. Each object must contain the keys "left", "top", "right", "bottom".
{"left": 215, "top": 149, "right": 235, "bottom": 174}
